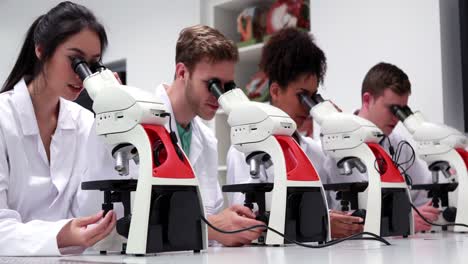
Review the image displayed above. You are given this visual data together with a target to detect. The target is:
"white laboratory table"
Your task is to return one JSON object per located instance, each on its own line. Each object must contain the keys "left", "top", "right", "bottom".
{"left": 1, "top": 233, "right": 467, "bottom": 264}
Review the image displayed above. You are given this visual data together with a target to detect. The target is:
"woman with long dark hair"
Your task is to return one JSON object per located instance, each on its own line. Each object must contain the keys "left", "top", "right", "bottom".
{"left": 0, "top": 1, "right": 116, "bottom": 255}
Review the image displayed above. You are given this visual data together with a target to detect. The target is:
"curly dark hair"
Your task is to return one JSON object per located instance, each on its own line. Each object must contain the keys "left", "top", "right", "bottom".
{"left": 260, "top": 27, "right": 326, "bottom": 89}
{"left": 361, "top": 62, "right": 411, "bottom": 97}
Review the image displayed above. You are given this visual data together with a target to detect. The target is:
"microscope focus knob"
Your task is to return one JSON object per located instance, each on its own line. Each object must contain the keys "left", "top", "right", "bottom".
{"left": 116, "top": 215, "right": 132, "bottom": 238}
{"left": 442, "top": 207, "right": 457, "bottom": 223}
{"left": 351, "top": 209, "right": 367, "bottom": 224}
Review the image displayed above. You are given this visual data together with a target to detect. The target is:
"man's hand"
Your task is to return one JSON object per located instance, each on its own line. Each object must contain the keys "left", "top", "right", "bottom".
{"left": 413, "top": 201, "right": 440, "bottom": 232}
{"left": 57, "top": 210, "right": 116, "bottom": 248}
{"left": 330, "top": 210, "right": 364, "bottom": 238}
{"left": 208, "top": 205, "right": 265, "bottom": 246}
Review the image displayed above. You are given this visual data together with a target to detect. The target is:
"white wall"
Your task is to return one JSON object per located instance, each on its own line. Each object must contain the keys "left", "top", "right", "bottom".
{"left": 310, "top": 0, "right": 457, "bottom": 127}
{"left": 3, "top": 0, "right": 461, "bottom": 128}
{"left": 0, "top": 0, "right": 200, "bottom": 91}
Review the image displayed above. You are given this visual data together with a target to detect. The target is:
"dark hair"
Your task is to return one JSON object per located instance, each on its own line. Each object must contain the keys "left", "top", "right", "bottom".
{"left": 361, "top": 62, "right": 411, "bottom": 97}
{"left": 176, "top": 25, "right": 238, "bottom": 73}
{"left": 260, "top": 27, "right": 327, "bottom": 89}
{"left": 1, "top": 1, "right": 108, "bottom": 92}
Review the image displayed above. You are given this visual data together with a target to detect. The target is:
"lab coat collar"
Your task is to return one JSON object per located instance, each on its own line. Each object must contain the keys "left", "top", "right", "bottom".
{"left": 12, "top": 79, "right": 77, "bottom": 136}
{"left": 189, "top": 119, "right": 203, "bottom": 165}
{"left": 57, "top": 97, "right": 77, "bottom": 130}
{"left": 155, "top": 84, "right": 203, "bottom": 164}
{"left": 12, "top": 79, "right": 39, "bottom": 136}
{"left": 156, "top": 84, "right": 181, "bottom": 143}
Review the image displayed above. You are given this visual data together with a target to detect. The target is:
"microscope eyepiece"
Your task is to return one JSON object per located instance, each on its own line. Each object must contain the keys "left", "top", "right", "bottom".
{"left": 71, "top": 58, "right": 93, "bottom": 81}
{"left": 299, "top": 93, "right": 314, "bottom": 110}
{"left": 208, "top": 78, "right": 223, "bottom": 99}
{"left": 224, "top": 81, "right": 237, "bottom": 92}
{"left": 311, "top": 93, "right": 325, "bottom": 104}
{"left": 390, "top": 105, "right": 413, "bottom": 121}
{"left": 90, "top": 61, "right": 106, "bottom": 73}
{"left": 299, "top": 92, "right": 324, "bottom": 110}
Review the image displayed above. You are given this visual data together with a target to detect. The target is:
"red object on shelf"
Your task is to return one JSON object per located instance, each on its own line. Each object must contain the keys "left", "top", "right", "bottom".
{"left": 266, "top": 0, "right": 310, "bottom": 34}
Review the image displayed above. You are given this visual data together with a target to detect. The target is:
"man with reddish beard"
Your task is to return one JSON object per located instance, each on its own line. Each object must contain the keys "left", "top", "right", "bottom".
{"left": 154, "top": 25, "right": 264, "bottom": 246}
{"left": 325, "top": 62, "right": 439, "bottom": 233}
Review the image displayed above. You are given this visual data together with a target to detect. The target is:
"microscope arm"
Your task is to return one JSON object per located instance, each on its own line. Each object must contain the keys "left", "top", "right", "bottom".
{"left": 72, "top": 58, "right": 167, "bottom": 128}
{"left": 391, "top": 105, "right": 467, "bottom": 149}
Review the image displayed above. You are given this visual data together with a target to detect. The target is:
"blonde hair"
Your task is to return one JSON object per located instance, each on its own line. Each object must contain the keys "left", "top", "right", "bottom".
{"left": 176, "top": 25, "right": 239, "bottom": 73}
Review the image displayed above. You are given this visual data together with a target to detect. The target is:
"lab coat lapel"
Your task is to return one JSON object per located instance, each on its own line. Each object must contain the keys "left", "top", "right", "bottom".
{"left": 11, "top": 80, "right": 49, "bottom": 166}
{"left": 11, "top": 80, "right": 39, "bottom": 136}
{"left": 189, "top": 122, "right": 203, "bottom": 167}
{"left": 50, "top": 98, "right": 77, "bottom": 203}
{"left": 156, "top": 84, "right": 181, "bottom": 144}
{"left": 155, "top": 84, "right": 203, "bottom": 166}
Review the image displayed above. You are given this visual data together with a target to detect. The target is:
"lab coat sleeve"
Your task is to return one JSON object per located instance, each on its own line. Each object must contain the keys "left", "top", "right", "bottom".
{"left": 72, "top": 123, "right": 130, "bottom": 219}
{"left": 300, "top": 137, "right": 335, "bottom": 210}
{"left": 225, "top": 146, "right": 249, "bottom": 206}
{"left": 206, "top": 150, "right": 224, "bottom": 216}
{"left": 391, "top": 129, "right": 431, "bottom": 207}
{"left": 320, "top": 154, "right": 367, "bottom": 210}
{"left": 312, "top": 156, "right": 335, "bottom": 211}
{"left": 225, "top": 146, "right": 270, "bottom": 206}
{"left": 403, "top": 155, "right": 431, "bottom": 207}
{"left": 0, "top": 128, "right": 71, "bottom": 256}
{"left": 196, "top": 127, "right": 224, "bottom": 216}
{"left": 321, "top": 155, "right": 340, "bottom": 210}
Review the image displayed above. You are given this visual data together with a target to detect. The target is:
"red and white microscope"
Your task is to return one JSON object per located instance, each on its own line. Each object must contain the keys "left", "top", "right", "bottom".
{"left": 208, "top": 79, "right": 330, "bottom": 245}
{"left": 392, "top": 105, "right": 468, "bottom": 232}
{"left": 72, "top": 59, "right": 207, "bottom": 255}
{"left": 301, "top": 93, "right": 414, "bottom": 237}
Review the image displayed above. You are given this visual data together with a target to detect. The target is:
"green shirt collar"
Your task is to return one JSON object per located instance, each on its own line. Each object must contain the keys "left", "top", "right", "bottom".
{"left": 176, "top": 122, "right": 192, "bottom": 156}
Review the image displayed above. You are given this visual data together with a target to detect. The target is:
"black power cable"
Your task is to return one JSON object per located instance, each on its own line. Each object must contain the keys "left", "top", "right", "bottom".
{"left": 411, "top": 203, "right": 468, "bottom": 229}
{"left": 200, "top": 215, "right": 391, "bottom": 248}
{"left": 374, "top": 138, "right": 415, "bottom": 186}
{"left": 382, "top": 139, "right": 468, "bottom": 229}
{"left": 160, "top": 112, "right": 184, "bottom": 161}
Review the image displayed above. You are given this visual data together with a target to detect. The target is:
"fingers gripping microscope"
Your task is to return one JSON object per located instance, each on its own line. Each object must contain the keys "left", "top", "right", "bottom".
{"left": 72, "top": 59, "right": 207, "bottom": 255}
{"left": 208, "top": 79, "right": 330, "bottom": 245}
{"left": 300, "top": 93, "right": 414, "bottom": 237}
{"left": 391, "top": 105, "right": 468, "bottom": 232}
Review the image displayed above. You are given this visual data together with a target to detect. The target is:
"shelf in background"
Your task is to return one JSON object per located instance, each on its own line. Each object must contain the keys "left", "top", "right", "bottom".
{"left": 213, "top": 0, "right": 274, "bottom": 12}
{"left": 238, "top": 43, "right": 264, "bottom": 63}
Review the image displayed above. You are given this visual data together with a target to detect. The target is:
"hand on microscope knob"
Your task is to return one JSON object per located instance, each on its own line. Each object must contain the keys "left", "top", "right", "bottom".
{"left": 207, "top": 205, "right": 266, "bottom": 247}
{"left": 413, "top": 201, "right": 440, "bottom": 232}
{"left": 329, "top": 210, "right": 364, "bottom": 239}
{"left": 56, "top": 210, "right": 116, "bottom": 248}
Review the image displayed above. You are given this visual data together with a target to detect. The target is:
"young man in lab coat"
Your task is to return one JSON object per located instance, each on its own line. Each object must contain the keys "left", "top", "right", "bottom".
{"left": 154, "top": 25, "right": 264, "bottom": 246}
{"left": 323, "top": 62, "right": 439, "bottom": 232}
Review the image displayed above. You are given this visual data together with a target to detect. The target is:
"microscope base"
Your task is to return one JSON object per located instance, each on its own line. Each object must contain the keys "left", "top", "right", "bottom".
{"left": 82, "top": 179, "right": 205, "bottom": 255}
{"left": 223, "top": 183, "right": 329, "bottom": 245}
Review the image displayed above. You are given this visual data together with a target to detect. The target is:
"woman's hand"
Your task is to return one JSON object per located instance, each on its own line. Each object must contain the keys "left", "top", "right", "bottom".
{"left": 56, "top": 210, "right": 116, "bottom": 248}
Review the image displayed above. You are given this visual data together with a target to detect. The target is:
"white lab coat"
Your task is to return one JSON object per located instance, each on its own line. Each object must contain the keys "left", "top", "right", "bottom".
{"left": 0, "top": 79, "right": 107, "bottom": 256}
{"left": 321, "top": 125, "right": 431, "bottom": 209}
{"left": 225, "top": 134, "right": 328, "bottom": 206}
{"left": 154, "top": 84, "right": 224, "bottom": 215}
